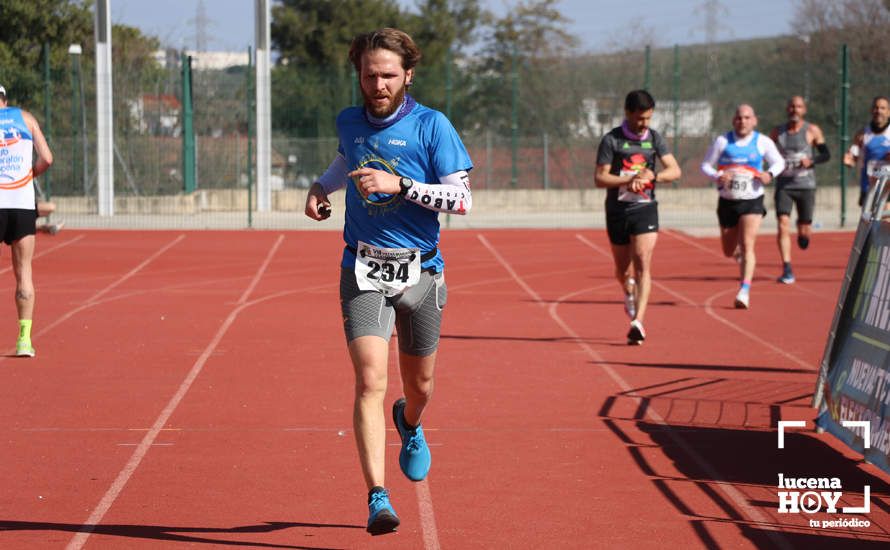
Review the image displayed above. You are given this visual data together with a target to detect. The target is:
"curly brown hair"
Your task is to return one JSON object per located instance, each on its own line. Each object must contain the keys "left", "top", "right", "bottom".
{"left": 348, "top": 28, "right": 421, "bottom": 72}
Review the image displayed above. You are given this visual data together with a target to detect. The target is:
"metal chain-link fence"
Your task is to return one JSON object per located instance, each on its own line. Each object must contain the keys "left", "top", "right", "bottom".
{"left": 25, "top": 36, "right": 890, "bottom": 228}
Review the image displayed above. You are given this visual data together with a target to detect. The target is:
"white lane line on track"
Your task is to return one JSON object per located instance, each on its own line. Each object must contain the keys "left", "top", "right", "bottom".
{"left": 479, "top": 233, "right": 791, "bottom": 550}
{"left": 65, "top": 234, "right": 285, "bottom": 550}
{"left": 387, "top": 333, "right": 441, "bottom": 549}
{"left": 699, "top": 288, "right": 816, "bottom": 371}
{"left": 0, "top": 234, "right": 86, "bottom": 276}
{"left": 48, "top": 234, "right": 185, "bottom": 324}
{"left": 661, "top": 228, "right": 833, "bottom": 300}
{"left": 416, "top": 480, "right": 441, "bottom": 550}
{"left": 576, "top": 232, "right": 816, "bottom": 371}
{"left": 1, "top": 234, "right": 185, "bottom": 361}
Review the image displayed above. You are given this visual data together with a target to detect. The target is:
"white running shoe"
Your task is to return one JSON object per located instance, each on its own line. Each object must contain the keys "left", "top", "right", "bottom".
{"left": 734, "top": 288, "right": 750, "bottom": 309}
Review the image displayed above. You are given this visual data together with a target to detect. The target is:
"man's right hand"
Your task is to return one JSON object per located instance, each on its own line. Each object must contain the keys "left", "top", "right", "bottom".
{"left": 304, "top": 182, "right": 331, "bottom": 221}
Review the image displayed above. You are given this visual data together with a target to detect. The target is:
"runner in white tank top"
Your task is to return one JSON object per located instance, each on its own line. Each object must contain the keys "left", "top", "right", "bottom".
{"left": 0, "top": 85, "right": 54, "bottom": 357}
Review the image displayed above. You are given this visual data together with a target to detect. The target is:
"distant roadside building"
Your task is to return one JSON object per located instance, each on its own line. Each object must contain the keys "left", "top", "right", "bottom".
{"left": 575, "top": 98, "right": 713, "bottom": 138}
{"left": 128, "top": 94, "right": 181, "bottom": 136}
{"left": 151, "top": 49, "right": 249, "bottom": 71}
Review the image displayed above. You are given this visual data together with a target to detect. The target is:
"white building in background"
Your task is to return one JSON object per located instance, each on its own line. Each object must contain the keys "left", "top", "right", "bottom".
{"left": 128, "top": 94, "right": 181, "bottom": 135}
{"left": 575, "top": 98, "right": 713, "bottom": 138}
{"left": 151, "top": 49, "right": 249, "bottom": 70}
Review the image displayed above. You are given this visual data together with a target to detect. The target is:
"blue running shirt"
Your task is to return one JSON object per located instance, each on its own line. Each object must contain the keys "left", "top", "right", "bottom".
{"left": 718, "top": 131, "right": 764, "bottom": 173}
{"left": 861, "top": 125, "right": 890, "bottom": 193}
{"left": 336, "top": 103, "right": 472, "bottom": 272}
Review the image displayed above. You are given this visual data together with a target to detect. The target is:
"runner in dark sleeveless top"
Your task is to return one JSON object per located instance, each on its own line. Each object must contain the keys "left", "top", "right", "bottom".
{"left": 769, "top": 96, "right": 829, "bottom": 284}
{"left": 595, "top": 90, "right": 681, "bottom": 345}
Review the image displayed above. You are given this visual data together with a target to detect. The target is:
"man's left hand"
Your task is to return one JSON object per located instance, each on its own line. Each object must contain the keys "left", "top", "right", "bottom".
{"left": 348, "top": 167, "right": 400, "bottom": 197}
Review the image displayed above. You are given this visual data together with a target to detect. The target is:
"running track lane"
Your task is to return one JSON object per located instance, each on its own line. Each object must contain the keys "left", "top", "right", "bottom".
{"left": 2, "top": 229, "right": 889, "bottom": 548}
{"left": 1, "top": 231, "right": 443, "bottom": 549}
{"left": 465, "top": 229, "right": 890, "bottom": 548}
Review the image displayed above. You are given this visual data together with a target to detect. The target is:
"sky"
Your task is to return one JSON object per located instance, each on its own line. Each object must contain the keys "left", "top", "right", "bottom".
{"left": 109, "top": 0, "right": 799, "bottom": 54}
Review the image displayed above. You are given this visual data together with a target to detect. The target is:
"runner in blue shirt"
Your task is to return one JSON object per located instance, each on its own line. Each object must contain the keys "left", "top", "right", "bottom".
{"left": 303, "top": 28, "right": 472, "bottom": 536}
{"left": 844, "top": 96, "right": 890, "bottom": 208}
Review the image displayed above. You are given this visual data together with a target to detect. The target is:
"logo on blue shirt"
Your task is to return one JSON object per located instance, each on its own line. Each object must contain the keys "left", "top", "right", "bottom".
{"left": 355, "top": 155, "right": 401, "bottom": 207}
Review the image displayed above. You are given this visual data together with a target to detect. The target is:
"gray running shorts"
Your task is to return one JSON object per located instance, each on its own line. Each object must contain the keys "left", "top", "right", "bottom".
{"left": 339, "top": 267, "right": 447, "bottom": 356}
{"left": 774, "top": 187, "right": 815, "bottom": 224}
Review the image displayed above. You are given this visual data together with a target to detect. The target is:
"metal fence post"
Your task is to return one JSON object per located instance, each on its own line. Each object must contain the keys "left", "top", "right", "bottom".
{"left": 69, "top": 44, "right": 88, "bottom": 196}
{"left": 445, "top": 46, "right": 453, "bottom": 120}
{"left": 42, "top": 43, "right": 52, "bottom": 201}
{"left": 351, "top": 71, "right": 357, "bottom": 106}
{"left": 511, "top": 47, "right": 519, "bottom": 188}
{"left": 485, "top": 129, "right": 492, "bottom": 189}
{"left": 181, "top": 53, "right": 196, "bottom": 194}
{"left": 247, "top": 46, "right": 254, "bottom": 228}
{"left": 543, "top": 132, "right": 549, "bottom": 189}
{"left": 644, "top": 44, "right": 651, "bottom": 91}
{"left": 839, "top": 43, "right": 849, "bottom": 227}
{"left": 672, "top": 44, "right": 680, "bottom": 188}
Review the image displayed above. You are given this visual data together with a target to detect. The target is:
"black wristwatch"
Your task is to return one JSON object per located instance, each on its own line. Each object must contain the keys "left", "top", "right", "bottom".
{"left": 399, "top": 177, "right": 414, "bottom": 195}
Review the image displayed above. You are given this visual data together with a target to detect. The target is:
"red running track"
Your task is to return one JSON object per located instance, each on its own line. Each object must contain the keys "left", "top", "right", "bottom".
{"left": 0, "top": 228, "right": 888, "bottom": 549}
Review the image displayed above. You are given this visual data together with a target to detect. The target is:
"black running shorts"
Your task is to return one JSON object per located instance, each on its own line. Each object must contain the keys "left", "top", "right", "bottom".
{"left": 775, "top": 187, "right": 815, "bottom": 224}
{"left": 717, "top": 196, "right": 766, "bottom": 228}
{"left": 0, "top": 208, "right": 37, "bottom": 245}
{"left": 606, "top": 201, "right": 659, "bottom": 245}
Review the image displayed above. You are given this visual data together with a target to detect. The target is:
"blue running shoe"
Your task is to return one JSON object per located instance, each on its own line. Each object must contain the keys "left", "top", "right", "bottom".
{"left": 366, "top": 487, "right": 399, "bottom": 535}
{"left": 392, "top": 397, "right": 431, "bottom": 481}
{"left": 777, "top": 265, "right": 795, "bottom": 284}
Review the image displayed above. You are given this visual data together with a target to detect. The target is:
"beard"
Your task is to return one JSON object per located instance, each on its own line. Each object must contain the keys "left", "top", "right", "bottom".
{"left": 363, "top": 82, "right": 406, "bottom": 119}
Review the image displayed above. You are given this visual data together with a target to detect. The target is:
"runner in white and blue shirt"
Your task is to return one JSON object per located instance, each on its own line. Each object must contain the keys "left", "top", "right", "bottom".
{"left": 844, "top": 96, "right": 890, "bottom": 207}
{"left": 0, "top": 84, "right": 54, "bottom": 358}
{"left": 302, "top": 28, "right": 471, "bottom": 538}
{"left": 701, "top": 104, "right": 785, "bottom": 310}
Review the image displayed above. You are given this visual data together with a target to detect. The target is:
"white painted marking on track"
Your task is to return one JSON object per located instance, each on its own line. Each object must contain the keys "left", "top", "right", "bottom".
{"left": 386, "top": 309, "right": 440, "bottom": 549}
{"left": 662, "top": 228, "right": 833, "bottom": 300}
{"left": 576, "top": 232, "right": 816, "bottom": 371}
{"left": 416, "top": 479, "right": 441, "bottom": 550}
{"left": 65, "top": 234, "right": 286, "bottom": 550}
{"left": 0, "top": 234, "right": 86, "bottom": 275}
{"left": 700, "top": 290, "right": 815, "bottom": 371}
{"left": 1, "top": 234, "right": 185, "bottom": 361}
{"left": 480, "top": 233, "right": 793, "bottom": 550}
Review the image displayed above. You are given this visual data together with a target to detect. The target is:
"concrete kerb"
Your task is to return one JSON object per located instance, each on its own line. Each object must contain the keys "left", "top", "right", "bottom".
{"left": 49, "top": 187, "right": 862, "bottom": 234}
